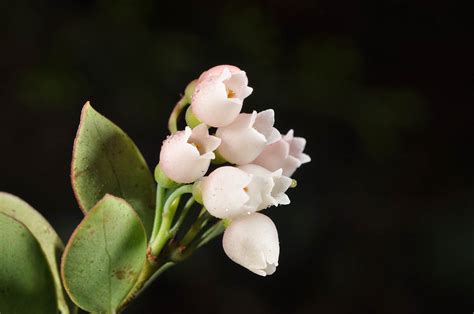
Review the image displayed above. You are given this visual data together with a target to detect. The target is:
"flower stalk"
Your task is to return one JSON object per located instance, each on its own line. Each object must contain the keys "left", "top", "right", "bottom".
{"left": 150, "top": 184, "right": 193, "bottom": 257}
{"left": 168, "top": 95, "right": 189, "bottom": 134}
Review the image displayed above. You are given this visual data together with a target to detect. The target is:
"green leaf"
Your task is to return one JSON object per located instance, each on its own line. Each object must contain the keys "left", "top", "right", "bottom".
{"left": 71, "top": 101, "right": 155, "bottom": 237}
{"left": 0, "top": 213, "right": 57, "bottom": 314}
{"left": 0, "top": 192, "right": 71, "bottom": 313}
{"left": 61, "top": 194, "right": 147, "bottom": 313}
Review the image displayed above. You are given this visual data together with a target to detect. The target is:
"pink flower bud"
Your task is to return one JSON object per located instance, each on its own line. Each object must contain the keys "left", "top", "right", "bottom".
{"left": 223, "top": 213, "right": 279, "bottom": 276}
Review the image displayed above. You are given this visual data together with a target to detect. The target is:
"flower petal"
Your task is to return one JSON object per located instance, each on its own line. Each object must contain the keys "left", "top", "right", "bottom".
{"left": 202, "top": 166, "right": 252, "bottom": 218}
{"left": 198, "top": 64, "right": 241, "bottom": 82}
{"left": 188, "top": 123, "right": 221, "bottom": 154}
{"left": 160, "top": 128, "right": 212, "bottom": 183}
{"left": 238, "top": 164, "right": 291, "bottom": 210}
{"left": 252, "top": 140, "right": 290, "bottom": 172}
{"left": 191, "top": 77, "right": 242, "bottom": 127}
{"left": 216, "top": 112, "right": 267, "bottom": 165}
{"left": 253, "top": 109, "right": 281, "bottom": 144}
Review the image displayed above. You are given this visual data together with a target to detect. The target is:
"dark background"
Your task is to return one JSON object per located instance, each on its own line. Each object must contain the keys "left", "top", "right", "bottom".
{"left": 1, "top": 1, "right": 473, "bottom": 313}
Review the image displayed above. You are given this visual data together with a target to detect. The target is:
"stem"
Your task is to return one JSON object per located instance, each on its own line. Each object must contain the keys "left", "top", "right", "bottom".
{"left": 117, "top": 259, "right": 174, "bottom": 313}
{"left": 170, "top": 218, "right": 224, "bottom": 262}
{"left": 180, "top": 208, "right": 210, "bottom": 247}
{"left": 117, "top": 259, "right": 159, "bottom": 312}
{"left": 169, "top": 196, "right": 195, "bottom": 238}
{"left": 140, "top": 262, "right": 174, "bottom": 293}
{"left": 168, "top": 95, "right": 190, "bottom": 134}
{"left": 118, "top": 203, "right": 223, "bottom": 312}
{"left": 150, "top": 185, "right": 166, "bottom": 243}
{"left": 196, "top": 220, "right": 225, "bottom": 249}
{"left": 150, "top": 185, "right": 193, "bottom": 257}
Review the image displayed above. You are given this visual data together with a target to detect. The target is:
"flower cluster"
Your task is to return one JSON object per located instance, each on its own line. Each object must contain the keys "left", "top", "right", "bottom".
{"left": 158, "top": 65, "right": 310, "bottom": 276}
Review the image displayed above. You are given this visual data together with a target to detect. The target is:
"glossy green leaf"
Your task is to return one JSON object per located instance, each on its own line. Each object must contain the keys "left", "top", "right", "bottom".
{"left": 71, "top": 101, "right": 155, "bottom": 236}
{"left": 61, "top": 194, "right": 147, "bottom": 313}
{"left": 0, "top": 192, "right": 71, "bottom": 313}
{"left": 0, "top": 213, "right": 57, "bottom": 314}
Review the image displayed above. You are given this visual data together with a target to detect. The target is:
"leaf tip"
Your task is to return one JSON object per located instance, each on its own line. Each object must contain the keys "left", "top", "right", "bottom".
{"left": 81, "top": 101, "right": 99, "bottom": 120}
{"left": 71, "top": 101, "right": 95, "bottom": 215}
{"left": 83, "top": 100, "right": 92, "bottom": 109}
{"left": 101, "top": 193, "right": 121, "bottom": 203}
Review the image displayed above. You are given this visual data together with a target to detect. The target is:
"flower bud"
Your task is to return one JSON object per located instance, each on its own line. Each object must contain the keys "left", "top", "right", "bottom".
{"left": 191, "top": 66, "right": 253, "bottom": 127}
{"left": 223, "top": 213, "right": 279, "bottom": 276}
{"left": 159, "top": 124, "right": 221, "bottom": 183}
{"left": 253, "top": 129, "right": 311, "bottom": 177}
{"left": 216, "top": 109, "right": 281, "bottom": 165}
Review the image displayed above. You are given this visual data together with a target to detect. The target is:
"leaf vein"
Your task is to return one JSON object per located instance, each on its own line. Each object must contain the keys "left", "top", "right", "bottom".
{"left": 101, "top": 212, "right": 113, "bottom": 312}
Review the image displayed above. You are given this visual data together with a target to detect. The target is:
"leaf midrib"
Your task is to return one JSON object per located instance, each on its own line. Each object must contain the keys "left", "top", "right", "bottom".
{"left": 101, "top": 210, "right": 113, "bottom": 312}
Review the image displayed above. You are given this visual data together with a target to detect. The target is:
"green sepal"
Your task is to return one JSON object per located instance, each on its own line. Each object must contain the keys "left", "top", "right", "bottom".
{"left": 192, "top": 179, "right": 204, "bottom": 205}
{"left": 185, "top": 106, "right": 201, "bottom": 129}
{"left": 211, "top": 149, "right": 227, "bottom": 165}
{"left": 154, "top": 163, "right": 180, "bottom": 189}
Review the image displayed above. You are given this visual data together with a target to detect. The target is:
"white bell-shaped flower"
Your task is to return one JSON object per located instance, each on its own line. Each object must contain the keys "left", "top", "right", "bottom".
{"left": 191, "top": 66, "right": 253, "bottom": 127}
{"left": 223, "top": 213, "right": 280, "bottom": 276}
{"left": 238, "top": 164, "right": 292, "bottom": 210}
{"left": 253, "top": 129, "right": 311, "bottom": 177}
{"left": 201, "top": 164, "right": 290, "bottom": 219}
{"left": 201, "top": 166, "right": 253, "bottom": 219}
{"left": 216, "top": 110, "right": 281, "bottom": 165}
{"left": 159, "top": 124, "right": 221, "bottom": 183}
